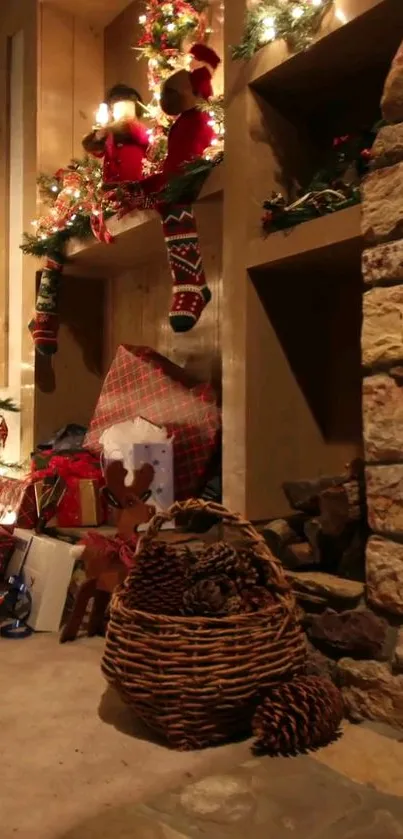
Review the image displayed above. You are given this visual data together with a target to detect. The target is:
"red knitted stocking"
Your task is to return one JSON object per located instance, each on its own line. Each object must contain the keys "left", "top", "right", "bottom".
{"left": 160, "top": 204, "right": 211, "bottom": 333}
{"left": 29, "top": 256, "right": 62, "bottom": 355}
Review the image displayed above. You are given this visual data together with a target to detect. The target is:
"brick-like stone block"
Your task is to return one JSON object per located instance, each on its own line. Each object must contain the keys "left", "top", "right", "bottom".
{"left": 393, "top": 628, "right": 403, "bottom": 672}
{"left": 381, "top": 40, "right": 403, "bottom": 123}
{"left": 337, "top": 658, "right": 403, "bottom": 726}
{"left": 371, "top": 123, "right": 403, "bottom": 169}
{"left": 362, "top": 240, "right": 403, "bottom": 286}
{"left": 366, "top": 534, "right": 403, "bottom": 614}
{"left": 362, "top": 285, "right": 403, "bottom": 368}
{"left": 363, "top": 373, "right": 403, "bottom": 462}
{"left": 366, "top": 465, "right": 403, "bottom": 534}
{"left": 361, "top": 162, "right": 403, "bottom": 243}
{"left": 308, "top": 608, "right": 388, "bottom": 659}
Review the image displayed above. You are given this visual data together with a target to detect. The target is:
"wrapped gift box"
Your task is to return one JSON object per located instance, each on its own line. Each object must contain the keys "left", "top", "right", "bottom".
{"left": 85, "top": 345, "right": 221, "bottom": 500}
{"left": 34, "top": 478, "right": 103, "bottom": 528}
{"left": 32, "top": 452, "right": 105, "bottom": 529}
{"left": 7, "top": 529, "right": 76, "bottom": 632}
{"left": 0, "top": 477, "right": 37, "bottom": 529}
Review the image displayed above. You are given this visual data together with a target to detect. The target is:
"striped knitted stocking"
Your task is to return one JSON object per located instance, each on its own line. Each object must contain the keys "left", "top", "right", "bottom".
{"left": 160, "top": 204, "right": 211, "bottom": 333}
{"left": 29, "top": 256, "right": 62, "bottom": 355}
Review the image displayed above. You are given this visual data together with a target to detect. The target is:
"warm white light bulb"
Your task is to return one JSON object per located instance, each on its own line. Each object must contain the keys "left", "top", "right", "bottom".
{"left": 95, "top": 102, "right": 109, "bottom": 126}
{"left": 291, "top": 6, "right": 305, "bottom": 19}
{"left": 167, "top": 22, "right": 175, "bottom": 31}
{"left": 139, "top": 14, "right": 147, "bottom": 24}
{"left": 262, "top": 15, "right": 275, "bottom": 26}
{"left": 260, "top": 25, "right": 276, "bottom": 43}
{"left": 335, "top": 7, "right": 347, "bottom": 23}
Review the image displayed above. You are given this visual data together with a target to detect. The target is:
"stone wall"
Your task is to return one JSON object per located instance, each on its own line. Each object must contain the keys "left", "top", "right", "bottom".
{"left": 337, "top": 40, "right": 403, "bottom": 725}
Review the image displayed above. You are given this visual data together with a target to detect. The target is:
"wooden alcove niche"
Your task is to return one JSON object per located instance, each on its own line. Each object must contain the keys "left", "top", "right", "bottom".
{"left": 224, "top": 0, "right": 402, "bottom": 520}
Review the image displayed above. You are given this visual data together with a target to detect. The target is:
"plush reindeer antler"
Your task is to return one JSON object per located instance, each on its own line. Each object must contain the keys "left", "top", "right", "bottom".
{"left": 104, "top": 459, "right": 156, "bottom": 539}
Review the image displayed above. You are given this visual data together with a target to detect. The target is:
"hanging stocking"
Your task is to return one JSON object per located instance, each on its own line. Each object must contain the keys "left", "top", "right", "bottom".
{"left": 29, "top": 256, "right": 63, "bottom": 355}
{"left": 160, "top": 203, "right": 211, "bottom": 333}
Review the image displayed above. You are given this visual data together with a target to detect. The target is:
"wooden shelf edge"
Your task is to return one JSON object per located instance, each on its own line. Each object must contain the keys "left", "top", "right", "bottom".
{"left": 248, "top": 0, "right": 390, "bottom": 89}
{"left": 65, "top": 165, "right": 223, "bottom": 277}
{"left": 247, "top": 205, "right": 362, "bottom": 271}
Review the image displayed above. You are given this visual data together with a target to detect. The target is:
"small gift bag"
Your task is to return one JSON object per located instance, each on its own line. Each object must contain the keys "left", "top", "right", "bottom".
{"left": 100, "top": 417, "right": 174, "bottom": 525}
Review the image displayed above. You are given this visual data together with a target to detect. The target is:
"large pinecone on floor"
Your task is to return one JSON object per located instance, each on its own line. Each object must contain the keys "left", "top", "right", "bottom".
{"left": 252, "top": 675, "right": 344, "bottom": 756}
{"left": 189, "top": 542, "right": 259, "bottom": 588}
{"left": 124, "top": 542, "right": 188, "bottom": 615}
{"left": 183, "top": 575, "right": 240, "bottom": 617}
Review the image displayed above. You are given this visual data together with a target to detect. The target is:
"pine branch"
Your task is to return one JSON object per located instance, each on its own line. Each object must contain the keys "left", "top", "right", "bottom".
{"left": 232, "top": 0, "right": 334, "bottom": 61}
{"left": 0, "top": 399, "right": 20, "bottom": 413}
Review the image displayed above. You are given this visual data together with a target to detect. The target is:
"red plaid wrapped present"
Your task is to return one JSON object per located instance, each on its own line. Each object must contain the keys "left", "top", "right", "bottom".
{"left": 0, "top": 477, "right": 37, "bottom": 529}
{"left": 84, "top": 345, "right": 221, "bottom": 500}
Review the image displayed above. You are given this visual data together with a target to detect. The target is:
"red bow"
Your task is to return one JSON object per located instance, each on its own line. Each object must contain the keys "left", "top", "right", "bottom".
{"left": 33, "top": 453, "right": 102, "bottom": 482}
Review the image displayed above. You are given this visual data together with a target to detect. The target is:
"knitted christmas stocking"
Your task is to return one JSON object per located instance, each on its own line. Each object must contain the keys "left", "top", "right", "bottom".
{"left": 160, "top": 203, "right": 211, "bottom": 333}
{"left": 29, "top": 256, "right": 62, "bottom": 355}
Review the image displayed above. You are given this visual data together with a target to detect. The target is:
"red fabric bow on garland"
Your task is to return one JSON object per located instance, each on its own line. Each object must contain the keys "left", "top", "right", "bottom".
{"left": 36, "top": 168, "right": 114, "bottom": 245}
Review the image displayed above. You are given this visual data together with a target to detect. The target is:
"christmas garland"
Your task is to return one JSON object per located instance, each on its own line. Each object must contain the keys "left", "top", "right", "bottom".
{"left": 138, "top": 0, "right": 208, "bottom": 75}
{"left": 21, "top": 155, "right": 222, "bottom": 259}
{"left": 232, "top": 0, "right": 334, "bottom": 61}
{"left": 21, "top": 0, "right": 224, "bottom": 259}
{"left": 262, "top": 130, "right": 375, "bottom": 234}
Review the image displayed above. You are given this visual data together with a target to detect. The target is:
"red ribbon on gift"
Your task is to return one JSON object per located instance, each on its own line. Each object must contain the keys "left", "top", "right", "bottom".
{"left": 32, "top": 452, "right": 102, "bottom": 482}
{"left": 33, "top": 453, "right": 104, "bottom": 529}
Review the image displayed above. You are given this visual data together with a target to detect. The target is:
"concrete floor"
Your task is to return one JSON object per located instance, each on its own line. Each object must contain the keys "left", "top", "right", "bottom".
{"left": 2, "top": 635, "right": 403, "bottom": 839}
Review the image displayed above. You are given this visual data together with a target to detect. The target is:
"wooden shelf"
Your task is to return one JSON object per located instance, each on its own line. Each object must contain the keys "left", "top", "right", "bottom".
{"left": 247, "top": 205, "right": 362, "bottom": 273}
{"left": 249, "top": 0, "right": 402, "bottom": 115}
{"left": 64, "top": 165, "right": 223, "bottom": 278}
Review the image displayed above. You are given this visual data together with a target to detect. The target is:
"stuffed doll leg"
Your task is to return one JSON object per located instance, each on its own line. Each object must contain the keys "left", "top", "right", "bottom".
{"left": 160, "top": 203, "right": 211, "bottom": 333}
{"left": 29, "top": 256, "right": 63, "bottom": 355}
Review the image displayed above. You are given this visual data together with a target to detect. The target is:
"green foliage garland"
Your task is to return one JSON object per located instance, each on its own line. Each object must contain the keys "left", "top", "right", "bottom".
{"left": 232, "top": 0, "right": 334, "bottom": 61}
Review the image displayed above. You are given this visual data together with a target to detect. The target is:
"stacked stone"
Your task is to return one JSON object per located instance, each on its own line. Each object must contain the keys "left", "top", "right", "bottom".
{"left": 339, "top": 41, "right": 403, "bottom": 725}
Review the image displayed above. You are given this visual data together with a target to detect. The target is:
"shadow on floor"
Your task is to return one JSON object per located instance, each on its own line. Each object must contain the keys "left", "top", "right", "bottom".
{"left": 98, "top": 687, "right": 168, "bottom": 747}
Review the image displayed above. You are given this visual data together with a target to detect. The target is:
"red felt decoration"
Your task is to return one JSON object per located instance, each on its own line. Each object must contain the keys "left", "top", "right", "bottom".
{"left": 0, "top": 416, "right": 8, "bottom": 448}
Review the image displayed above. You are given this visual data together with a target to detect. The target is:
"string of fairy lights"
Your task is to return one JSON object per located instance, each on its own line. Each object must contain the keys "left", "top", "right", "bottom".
{"left": 135, "top": 0, "right": 225, "bottom": 171}
{"left": 232, "top": 0, "right": 347, "bottom": 59}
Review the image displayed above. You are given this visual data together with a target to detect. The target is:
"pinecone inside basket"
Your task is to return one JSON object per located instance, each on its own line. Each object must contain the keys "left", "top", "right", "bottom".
{"left": 183, "top": 541, "right": 276, "bottom": 617}
{"left": 123, "top": 542, "right": 191, "bottom": 615}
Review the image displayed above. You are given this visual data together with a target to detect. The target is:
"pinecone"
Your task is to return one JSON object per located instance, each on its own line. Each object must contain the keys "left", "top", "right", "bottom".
{"left": 183, "top": 575, "right": 237, "bottom": 617}
{"left": 123, "top": 542, "right": 188, "bottom": 615}
{"left": 241, "top": 586, "right": 275, "bottom": 613}
{"left": 190, "top": 542, "right": 259, "bottom": 588}
{"left": 224, "top": 594, "right": 244, "bottom": 615}
{"left": 252, "top": 675, "right": 344, "bottom": 756}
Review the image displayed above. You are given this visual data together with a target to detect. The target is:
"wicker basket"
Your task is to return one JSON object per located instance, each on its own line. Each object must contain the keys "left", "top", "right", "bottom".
{"left": 101, "top": 499, "right": 306, "bottom": 750}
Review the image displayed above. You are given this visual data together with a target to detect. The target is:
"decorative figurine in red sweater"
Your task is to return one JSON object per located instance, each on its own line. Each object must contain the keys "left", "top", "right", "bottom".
{"left": 146, "top": 44, "right": 220, "bottom": 192}
{"left": 145, "top": 44, "right": 221, "bottom": 333}
{"left": 82, "top": 84, "right": 149, "bottom": 186}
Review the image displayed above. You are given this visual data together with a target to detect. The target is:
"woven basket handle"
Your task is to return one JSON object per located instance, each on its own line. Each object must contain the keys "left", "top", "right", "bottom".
{"left": 138, "top": 498, "right": 290, "bottom": 593}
